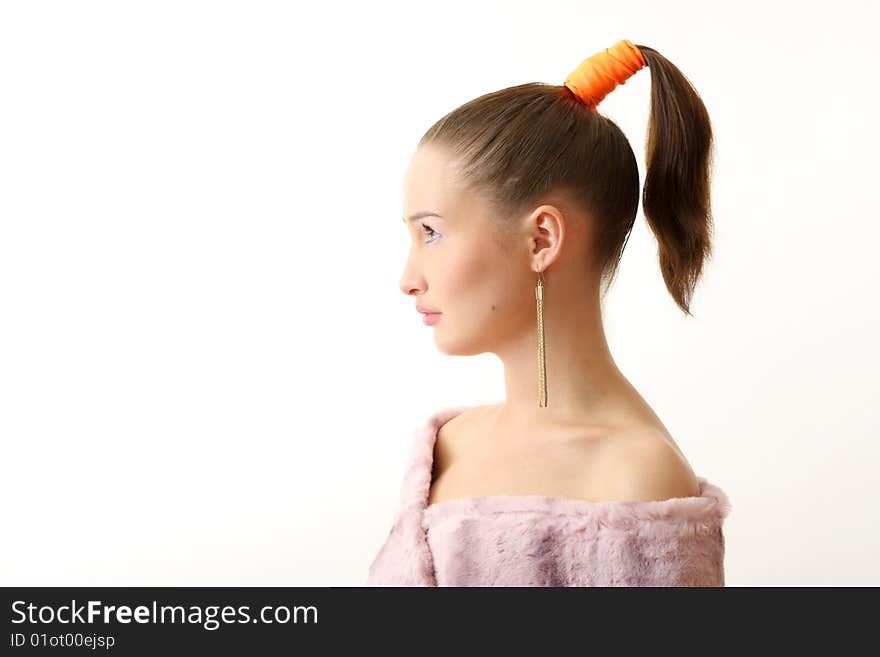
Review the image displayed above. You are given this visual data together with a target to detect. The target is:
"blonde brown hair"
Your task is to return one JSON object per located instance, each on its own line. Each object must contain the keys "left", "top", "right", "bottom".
{"left": 418, "top": 45, "right": 714, "bottom": 316}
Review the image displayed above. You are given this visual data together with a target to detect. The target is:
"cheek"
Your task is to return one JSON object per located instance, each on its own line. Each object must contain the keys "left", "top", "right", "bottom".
{"left": 440, "top": 245, "right": 494, "bottom": 297}
{"left": 441, "top": 245, "right": 521, "bottom": 315}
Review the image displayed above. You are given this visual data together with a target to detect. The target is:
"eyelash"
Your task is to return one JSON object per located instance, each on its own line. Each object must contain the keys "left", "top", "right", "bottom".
{"left": 420, "top": 223, "right": 439, "bottom": 242}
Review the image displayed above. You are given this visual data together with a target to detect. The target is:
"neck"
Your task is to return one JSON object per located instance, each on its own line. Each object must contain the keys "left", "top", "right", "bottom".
{"left": 491, "top": 283, "right": 635, "bottom": 430}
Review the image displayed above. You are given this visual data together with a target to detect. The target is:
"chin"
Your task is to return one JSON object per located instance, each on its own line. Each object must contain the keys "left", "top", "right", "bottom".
{"left": 434, "top": 332, "right": 487, "bottom": 357}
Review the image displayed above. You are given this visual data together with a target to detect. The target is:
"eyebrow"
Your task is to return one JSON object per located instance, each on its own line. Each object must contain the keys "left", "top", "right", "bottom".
{"left": 402, "top": 211, "right": 443, "bottom": 224}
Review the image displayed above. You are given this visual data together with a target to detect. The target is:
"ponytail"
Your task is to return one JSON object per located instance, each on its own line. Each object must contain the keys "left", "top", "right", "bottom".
{"left": 636, "top": 45, "right": 715, "bottom": 316}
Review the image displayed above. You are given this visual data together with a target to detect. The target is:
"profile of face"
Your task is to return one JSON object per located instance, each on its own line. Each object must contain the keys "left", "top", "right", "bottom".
{"left": 399, "top": 144, "right": 538, "bottom": 356}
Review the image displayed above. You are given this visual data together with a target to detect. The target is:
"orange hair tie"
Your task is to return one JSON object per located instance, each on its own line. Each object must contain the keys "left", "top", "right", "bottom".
{"left": 563, "top": 39, "right": 646, "bottom": 110}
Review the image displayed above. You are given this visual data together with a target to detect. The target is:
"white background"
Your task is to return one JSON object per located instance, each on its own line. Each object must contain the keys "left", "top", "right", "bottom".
{"left": 1, "top": 0, "right": 877, "bottom": 586}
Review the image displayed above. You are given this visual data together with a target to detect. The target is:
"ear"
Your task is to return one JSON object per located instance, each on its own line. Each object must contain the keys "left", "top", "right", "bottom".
{"left": 525, "top": 204, "right": 565, "bottom": 272}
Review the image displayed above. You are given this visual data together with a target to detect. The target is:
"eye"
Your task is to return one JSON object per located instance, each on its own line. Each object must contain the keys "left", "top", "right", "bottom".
{"left": 420, "top": 222, "right": 439, "bottom": 242}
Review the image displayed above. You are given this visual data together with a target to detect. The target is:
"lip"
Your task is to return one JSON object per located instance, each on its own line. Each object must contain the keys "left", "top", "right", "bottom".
{"left": 422, "top": 313, "right": 441, "bottom": 326}
{"left": 416, "top": 304, "right": 440, "bottom": 314}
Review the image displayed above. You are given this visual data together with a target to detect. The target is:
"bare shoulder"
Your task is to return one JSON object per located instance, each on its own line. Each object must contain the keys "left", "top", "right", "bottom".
{"left": 435, "top": 404, "right": 494, "bottom": 450}
{"left": 432, "top": 404, "right": 496, "bottom": 476}
{"left": 595, "top": 427, "right": 701, "bottom": 502}
{"left": 434, "top": 404, "right": 700, "bottom": 503}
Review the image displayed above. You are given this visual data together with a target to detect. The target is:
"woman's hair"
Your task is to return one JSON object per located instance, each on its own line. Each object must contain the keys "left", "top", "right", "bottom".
{"left": 418, "top": 45, "right": 714, "bottom": 316}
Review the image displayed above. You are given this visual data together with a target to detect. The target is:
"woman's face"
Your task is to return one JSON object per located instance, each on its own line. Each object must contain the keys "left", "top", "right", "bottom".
{"left": 399, "top": 145, "right": 534, "bottom": 355}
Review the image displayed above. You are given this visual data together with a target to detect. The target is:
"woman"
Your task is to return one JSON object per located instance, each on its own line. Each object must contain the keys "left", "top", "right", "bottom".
{"left": 368, "top": 39, "right": 731, "bottom": 587}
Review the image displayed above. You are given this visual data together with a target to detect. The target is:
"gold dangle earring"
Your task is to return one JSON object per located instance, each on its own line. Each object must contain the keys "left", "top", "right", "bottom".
{"left": 535, "top": 269, "right": 547, "bottom": 407}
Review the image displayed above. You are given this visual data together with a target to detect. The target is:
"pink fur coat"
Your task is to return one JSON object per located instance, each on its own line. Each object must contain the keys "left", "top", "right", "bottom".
{"left": 367, "top": 406, "right": 732, "bottom": 587}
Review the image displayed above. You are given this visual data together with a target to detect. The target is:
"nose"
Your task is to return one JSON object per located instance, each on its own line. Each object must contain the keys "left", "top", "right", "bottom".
{"left": 399, "top": 259, "right": 424, "bottom": 297}
{"left": 399, "top": 274, "right": 423, "bottom": 297}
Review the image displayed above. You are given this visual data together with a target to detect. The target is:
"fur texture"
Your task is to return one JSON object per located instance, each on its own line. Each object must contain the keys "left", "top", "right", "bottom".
{"left": 367, "top": 406, "right": 732, "bottom": 587}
